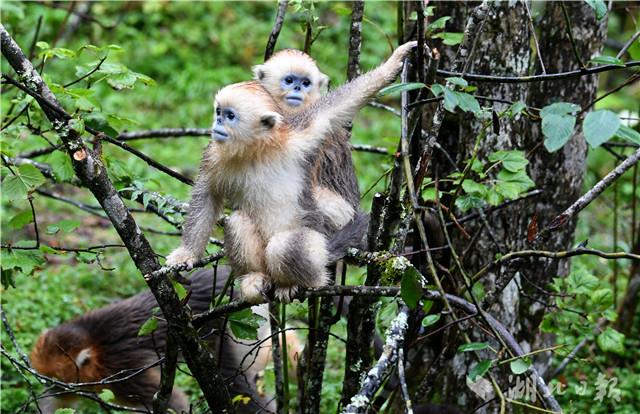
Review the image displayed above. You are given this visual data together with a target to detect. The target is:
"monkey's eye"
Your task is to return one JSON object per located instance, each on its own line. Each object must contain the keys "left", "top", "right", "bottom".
{"left": 285, "top": 76, "right": 293, "bottom": 84}
{"left": 216, "top": 108, "right": 221, "bottom": 115}
{"left": 227, "top": 112, "right": 236, "bottom": 120}
{"left": 302, "top": 79, "right": 311, "bottom": 87}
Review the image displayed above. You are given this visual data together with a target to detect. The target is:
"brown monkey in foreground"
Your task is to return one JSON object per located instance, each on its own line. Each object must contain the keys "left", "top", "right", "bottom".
{"left": 166, "top": 41, "right": 417, "bottom": 302}
{"left": 29, "top": 267, "right": 281, "bottom": 413}
{"left": 253, "top": 50, "right": 361, "bottom": 231}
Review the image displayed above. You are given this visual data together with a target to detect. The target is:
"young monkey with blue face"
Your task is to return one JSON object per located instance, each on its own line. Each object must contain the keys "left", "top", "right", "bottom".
{"left": 166, "top": 41, "right": 417, "bottom": 302}
{"left": 253, "top": 50, "right": 361, "bottom": 231}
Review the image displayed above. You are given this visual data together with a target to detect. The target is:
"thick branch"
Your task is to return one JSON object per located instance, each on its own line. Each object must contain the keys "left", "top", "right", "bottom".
{"left": 0, "top": 25, "right": 232, "bottom": 413}
{"left": 342, "top": 307, "right": 409, "bottom": 413}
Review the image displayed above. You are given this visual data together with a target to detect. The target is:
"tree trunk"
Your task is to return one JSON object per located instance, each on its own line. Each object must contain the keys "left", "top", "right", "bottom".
{"left": 420, "top": 1, "right": 607, "bottom": 411}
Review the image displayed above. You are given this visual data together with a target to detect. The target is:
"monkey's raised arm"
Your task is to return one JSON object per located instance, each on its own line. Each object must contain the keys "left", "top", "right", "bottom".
{"left": 299, "top": 41, "right": 417, "bottom": 140}
{"left": 166, "top": 159, "right": 223, "bottom": 267}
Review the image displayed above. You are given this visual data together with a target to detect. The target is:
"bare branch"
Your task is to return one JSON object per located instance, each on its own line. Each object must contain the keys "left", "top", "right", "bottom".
{"left": 264, "top": 0, "right": 288, "bottom": 61}
{"left": 0, "top": 25, "right": 232, "bottom": 412}
{"left": 437, "top": 60, "right": 640, "bottom": 83}
{"left": 343, "top": 307, "right": 409, "bottom": 413}
{"left": 539, "top": 147, "right": 640, "bottom": 238}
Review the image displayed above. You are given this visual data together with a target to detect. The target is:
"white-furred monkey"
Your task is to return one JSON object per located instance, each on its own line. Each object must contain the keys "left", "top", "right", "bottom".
{"left": 29, "top": 267, "right": 282, "bottom": 414}
{"left": 166, "top": 41, "right": 417, "bottom": 302}
{"left": 253, "top": 49, "right": 361, "bottom": 231}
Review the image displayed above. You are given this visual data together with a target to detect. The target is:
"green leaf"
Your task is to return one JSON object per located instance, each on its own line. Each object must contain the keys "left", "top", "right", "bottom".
{"left": 8, "top": 210, "right": 34, "bottom": 230}
{"left": 486, "top": 188, "right": 503, "bottom": 206}
{"left": 46, "top": 220, "right": 80, "bottom": 235}
{"left": 433, "top": 32, "right": 464, "bottom": 46}
{"left": 1, "top": 164, "right": 46, "bottom": 202}
{"left": 378, "top": 82, "right": 426, "bottom": 96}
{"left": 98, "top": 389, "right": 115, "bottom": 403}
{"left": 585, "top": 0, "right": 607, "bottom": 20}
{"left": 1, "top": 249, "right": 46, "bottom": 275}
{"left": 455, "top": 92, "right": 481, "bottom": 114}
{"left": 458, "top": 342, "right": 489, "bottom": 353}
{"left": 75, "top": 251, "right": 96, "bottom": 264}
{"left": 509, "top": 358, "right": 531, "bottom": 375}
{"left": 455, "top": 194, "right": 485, "bottom": 212}
{"left": 427, "top": 16, "right": 451, "bottom": 31}
{"left": 446, "top": 76, "right": 468, "bottom": 88}
{"left": 461, "top": 180, "right": 487, "bottom": 196}
{"left": 488, "top": 150, "right": 528, "bottom": 173}
{"left": 443, "top": 88, "right": 459, "bottom": 112}
{"left": 494, "top": 181, "right": 522, "bottom": 199}
{"left": 468, "top": 360, "right": 492, "bottom": 381}
{"left": 421, "top": 314, "right": 440, "bottom": 328}
{"left": 496, "top": 170, "right": 535, "bottom": 193}
{"left": 540, "top": 102, "right": 580, "bottom": 117}
{"left": 591, "top": 288, "right": 613, "bottom": 309}
{"left": 44, "top": 152, "right": 75, "bottom": 182}
{"left": 542, "top": 113, "right": 576, "bottom": 152}
{"left": 138, "top": 317, "right": 159, "bottom": 336}
{"left": 171, "top": 278, "right": 187, "bottom": 301}
{"left": 54, "top": 409, "right": 76, "bottom": 414}
{"left": 60, "top": 219, "right": 81, "bottom": 233}
{"left": 583, "top": 110, "right": 621, "bottom": 148}
{"left": 228, "top": 308, "right": 265, "bottom": 340}
{"left": 588, "top": 55, "right": 625, "bottom": 66}
{"left": 84, "top": 113, "right": 119, "bottom": 138}
{"left": 401, "top": 267, "right": 423, "bottom": 309}
{"left": 596, "top": 327, "right": 625, "bottom": 355}
{"left": 36, "top": 41, "right": 50, "bottom": 50}
{"left": 615, "top": 125, "right": 640, "bottom": 145}
{"left": 430, "top": 83, "right": 445, "bottom": 97}
{"left": 508, "top": 101, "right": 527, "bottom": 117}
{"left": 567, "top": 269, "right": 599, "bottom": 294}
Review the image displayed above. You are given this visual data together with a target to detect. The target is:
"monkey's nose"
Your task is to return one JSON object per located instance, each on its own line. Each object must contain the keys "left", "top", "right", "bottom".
{"left": 294, "top": 85, "right": 301, "bottom": 91}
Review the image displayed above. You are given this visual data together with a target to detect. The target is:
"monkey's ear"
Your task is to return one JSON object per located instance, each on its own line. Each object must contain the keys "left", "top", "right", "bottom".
{"left": 75, "top": 348, "right": 93, "bottom": 367}
{"left": 260, "top": 111, "right": 282, "bottom": 129}
{"left": 319, "top": 72, "right": 330, "bottom": 93}
{"left": 252, "top": 65, "right": 266, "bottom": 81}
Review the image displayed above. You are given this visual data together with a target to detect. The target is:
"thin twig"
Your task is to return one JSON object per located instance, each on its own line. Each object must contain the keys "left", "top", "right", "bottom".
{"left": 63, "top": 55, "right": 107, "bottom": 87}
{"left": 538, "top": 147, "right": 640, "bottom": 238}
{"left": 343, "top": 307, "right": 409, "bottom": 413}
{"left": 265, "top": 0, "right": 289, "bottom": 61}
{"left": 523, "top": 0, "right": 546, "bottom": 74}
{"left": 560, "top": 1, "right": 586, "bottom": 69}
{"left": 616, "top": 29, "right": 640, "bottom": 58}
{"left": 397, "top": 347, "right": 413, "bottom": 414}
{"left": 269, "top": 302, "right": 285, "bottom": 414}
{"left": 436, "top": 60, "right": 640, "bottom": 83}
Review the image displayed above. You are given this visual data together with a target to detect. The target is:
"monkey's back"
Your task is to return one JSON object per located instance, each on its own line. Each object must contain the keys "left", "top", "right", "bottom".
{"left": 313, "top": 128, "right": 360, "bottom": 210}
{"left": 71, "top": 268, "right": 227, "bottom": 361}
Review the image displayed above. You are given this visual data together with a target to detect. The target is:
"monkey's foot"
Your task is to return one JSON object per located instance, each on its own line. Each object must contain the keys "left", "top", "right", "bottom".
{"left": 240, "top": 272, "right": 270, "bottom": 304}
{"left": 273, "top": 286, "right": 299, "bottom": 303}
{"left": 165, "top": 246, "right": 198, "bottom": 268}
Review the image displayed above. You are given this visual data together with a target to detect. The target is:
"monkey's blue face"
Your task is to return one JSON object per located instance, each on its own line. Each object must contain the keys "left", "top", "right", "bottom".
{"left": 280, "top": 74, "right": 312, "bottom": 107}
{"left": 212, "top": 106, "right": 239, "bottom": 142}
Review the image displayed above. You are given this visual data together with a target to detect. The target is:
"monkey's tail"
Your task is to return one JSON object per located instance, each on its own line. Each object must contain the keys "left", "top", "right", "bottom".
{"left": 327, "top": 211, "right": 369, "bottom": 262}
